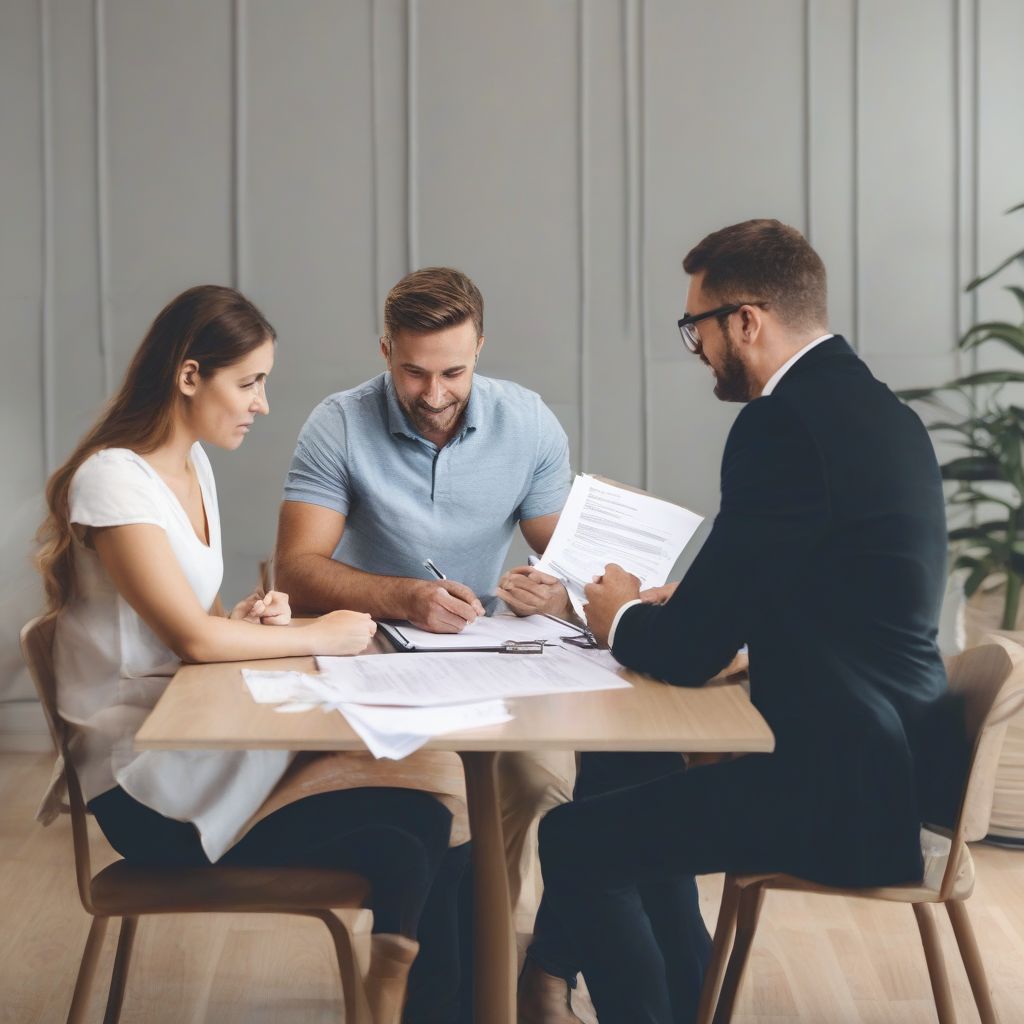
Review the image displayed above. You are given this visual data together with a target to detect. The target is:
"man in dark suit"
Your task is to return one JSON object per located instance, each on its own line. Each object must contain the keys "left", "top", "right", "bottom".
{"left": 535, "top": 219, "right": 968, "bottom": 1024}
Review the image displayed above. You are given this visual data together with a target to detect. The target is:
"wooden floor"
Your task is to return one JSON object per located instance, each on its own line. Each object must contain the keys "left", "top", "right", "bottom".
{"left": 2, "top": 751, "right": 1023, "bottom": 1024}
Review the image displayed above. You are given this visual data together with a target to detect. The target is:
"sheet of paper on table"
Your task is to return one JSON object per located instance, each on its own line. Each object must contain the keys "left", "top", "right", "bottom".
{"left": 535, "top": 474, "right": 704, "bottom": 617}
{"left": 336, "top": 699, "right": 514, "bottom": 759}
{"left": 313, "top": 646, "right": 630, "bottom": 706}
{"left": 242, "top": 645, "right": 630, "bottom": 760}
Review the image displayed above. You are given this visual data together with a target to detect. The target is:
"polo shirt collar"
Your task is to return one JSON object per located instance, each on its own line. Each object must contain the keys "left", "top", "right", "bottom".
{"left": 459, "top": 378, "right": 483, "bottom": 438}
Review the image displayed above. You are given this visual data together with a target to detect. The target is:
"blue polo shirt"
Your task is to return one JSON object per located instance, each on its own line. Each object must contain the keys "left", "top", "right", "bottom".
{"left": 283, "top": 372, "right": 571, "bottom": 601}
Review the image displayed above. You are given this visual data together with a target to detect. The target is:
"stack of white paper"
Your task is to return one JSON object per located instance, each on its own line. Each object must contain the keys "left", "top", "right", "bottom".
{"left": 314, "top": 647, "right": 629, "bottom": 705}
{"left": 241, "top": 645, "right": 630, "bottom": 760}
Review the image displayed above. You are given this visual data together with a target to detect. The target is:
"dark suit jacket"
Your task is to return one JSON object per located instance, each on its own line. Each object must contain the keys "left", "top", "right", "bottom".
{"left": 612, "top": 336, "right": 968, "bottom": 887}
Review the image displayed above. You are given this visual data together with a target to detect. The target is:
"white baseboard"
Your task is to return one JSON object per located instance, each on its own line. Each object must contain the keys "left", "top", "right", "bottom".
{"left": 0, "top": 701, "right": 51, "bottom": 752}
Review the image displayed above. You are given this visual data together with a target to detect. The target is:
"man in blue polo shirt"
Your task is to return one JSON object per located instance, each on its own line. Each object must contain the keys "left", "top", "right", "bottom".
{"left": 276, "top": 266, "right": 570, "bottom": 628}
{"left": 275, "top": 266, "right": 579, "bottom": 1021}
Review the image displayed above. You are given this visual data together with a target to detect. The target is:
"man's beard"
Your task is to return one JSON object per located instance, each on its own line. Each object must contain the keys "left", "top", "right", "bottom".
{"left": 400, "top": 392, "right": 470, "bottom": 437}
{"left": 709, "top": 322, "right": 755, "bottom": 402}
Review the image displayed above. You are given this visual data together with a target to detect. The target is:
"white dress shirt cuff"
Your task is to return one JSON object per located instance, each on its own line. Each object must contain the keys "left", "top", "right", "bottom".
{"left": 607, "top": 598, "right": 644, "bottom": 649}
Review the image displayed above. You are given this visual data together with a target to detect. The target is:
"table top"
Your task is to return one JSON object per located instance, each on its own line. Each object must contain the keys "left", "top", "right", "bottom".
{"left": 135, "top": 646, "right": 774, "bottom": 755}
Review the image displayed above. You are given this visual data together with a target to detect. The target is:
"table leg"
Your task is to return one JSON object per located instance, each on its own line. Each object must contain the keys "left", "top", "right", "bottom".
{"left": 459, "top": 750, "right": 516, "bottom": 1024}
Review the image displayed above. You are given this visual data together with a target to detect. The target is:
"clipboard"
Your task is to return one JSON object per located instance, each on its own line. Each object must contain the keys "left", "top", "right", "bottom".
{"left": 379, "top": 621, "right": 549, "bottom": 654}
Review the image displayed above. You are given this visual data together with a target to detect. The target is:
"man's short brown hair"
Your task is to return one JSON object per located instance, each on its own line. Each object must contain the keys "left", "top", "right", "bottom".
{"left": 683, "top": 219, "right": 827, "bottom": 331}
{"left": 383, "top": 266, "right": 484, "bottom": 341}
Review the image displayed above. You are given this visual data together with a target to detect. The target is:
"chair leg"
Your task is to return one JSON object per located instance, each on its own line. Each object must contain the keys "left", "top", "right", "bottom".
{"left": 307, "top": 909, "right": 374, "bottom": 1024}
{"left": 912, "top": 902, "right": 957, "bottom": 1024}
{"left": 696, "top": 876, "right": 742, "bottom": 1024}
{"left": 946, "top": 900, "right": 1000, "bottom": 1024}
{"left": 102, "top": 916, "right": 137, "bottom": 1024}
{"left": 363, "top": 933, "right": 420, "bottom": 1024}
{"left": 66, "top": 917, "right": 110, "bottom": 1024}
{"left": 711, "top": 883, "right": 766, "bottom": 1024}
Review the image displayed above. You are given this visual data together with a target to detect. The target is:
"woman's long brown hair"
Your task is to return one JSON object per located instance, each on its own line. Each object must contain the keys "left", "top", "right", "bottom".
{"left": 36, "top": 285, "right": 276, "bottom": 613}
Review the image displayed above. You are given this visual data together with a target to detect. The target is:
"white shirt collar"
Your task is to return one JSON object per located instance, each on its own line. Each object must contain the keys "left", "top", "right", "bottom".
{"left": 759, "top": 334, "right": 834, "bottom": 397}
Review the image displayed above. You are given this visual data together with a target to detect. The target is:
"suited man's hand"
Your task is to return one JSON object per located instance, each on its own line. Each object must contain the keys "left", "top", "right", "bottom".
{"left": 639, "top": 581, "right": 678, "bottom": 605}
{"left": 584, "top": 563, "right": 641, "bottom": 647}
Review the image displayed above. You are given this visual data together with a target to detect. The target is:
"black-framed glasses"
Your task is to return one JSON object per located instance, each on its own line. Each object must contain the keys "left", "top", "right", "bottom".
{"left": 677, "top": 301, "right": 767, "bottom": 353}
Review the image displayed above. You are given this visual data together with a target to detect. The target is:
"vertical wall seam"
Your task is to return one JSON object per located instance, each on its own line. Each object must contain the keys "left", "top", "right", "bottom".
{"left": 40, "top": 0, "right": 55, "bottom": 474}
{"left": 232, "top": 0, "right": 246, "bottom": 291}
{"left": 851, "top": 0, "right": 860, "bottom": 352}
{"left": 406, "top": 0, "right": 418, "bottom": 272}
{"left": 95, "top": 0, "right": 113, "bottom": 394}
{"left": 370, "top": 0, "right": 380, "bottom": 327}
{"left": 578, "top": 0, "right": 589, "bottom": 472}
{"left": 623, "top": 0, "right": 637, "bottom": 334}
{"left": 953, "top": 0, "right": 962, "bottom": 361}
{"left": 618, "top": 1, "right": 643, "bottom": 487}
{"left": 803, "top": 0, "right": 812, "bottom": 241}
{"left": 969, "top": 0, "right": 980, "bottom": 361}
{"left": 637, "top": 0, "right": 650, "bottom": 490}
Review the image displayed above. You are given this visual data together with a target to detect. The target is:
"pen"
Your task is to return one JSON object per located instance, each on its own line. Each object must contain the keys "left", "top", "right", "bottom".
{"left": 422, "top": 558, "right": 447, "bottom": 581}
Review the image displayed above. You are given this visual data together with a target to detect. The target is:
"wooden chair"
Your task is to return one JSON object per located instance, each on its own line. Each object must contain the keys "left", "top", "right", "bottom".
{"left": 696, "top": 641, "right": 1024, "bottom": 1024}
{"left": 22, "top": 614, "right": 418, "bottom": 1024}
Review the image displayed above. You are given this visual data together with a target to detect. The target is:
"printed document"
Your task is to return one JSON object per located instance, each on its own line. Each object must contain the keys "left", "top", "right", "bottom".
{"left": 536, "top": 474, "right": 703, "bottom": 615}
{"left": 314, "top": 647, "right": 629, "bottom": 706}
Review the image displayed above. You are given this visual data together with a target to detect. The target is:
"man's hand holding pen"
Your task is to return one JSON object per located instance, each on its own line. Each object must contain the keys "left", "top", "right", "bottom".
{"left": 411, "top": 559, "right": 485, "bottom": 633}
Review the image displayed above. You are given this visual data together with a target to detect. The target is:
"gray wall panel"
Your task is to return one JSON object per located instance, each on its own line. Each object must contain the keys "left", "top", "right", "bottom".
{"left": 581, "top": 0, "right": 641, "bottom": 482}
{"left": 1, "top": 0, "right": 45, "bottom": 501}
{"left": 104, "top": 0, "right": 234, "bottom": 381}
{"left": 414, "top": 1, "right": 580, "bottom": 415}
{"left": 858, "top": 0, "right": 958, "bottom": 360}
{"left": 808, "top": 0, "right": 856, "bottom": 338}
{"left": 0, "top": 0, "right": 47, "bottom": 705}
{"left": 51, "top": 0, "right": 104, "bottom": 460}
{"left": 372, "top": 0, "right": 411, "bottom": 315}
{"left": 976, "top": 0, "right": 1024, "bottom": 327}
{"left": 644, "top": 0, "right": 806, "bottom": 498}
{"left": 219, "top": 0, "right": 378, "bottom": 588}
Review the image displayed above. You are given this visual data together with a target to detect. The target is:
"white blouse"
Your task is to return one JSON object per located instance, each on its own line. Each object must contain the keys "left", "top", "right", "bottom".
{"left": 53, "top": 445, "right": 290, "bottom": 861}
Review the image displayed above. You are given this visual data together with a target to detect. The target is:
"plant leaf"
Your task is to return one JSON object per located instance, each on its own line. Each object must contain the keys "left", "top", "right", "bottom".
{"left": 958, "top": 323, "right": 1024, "bottom": 356}
{"left": 966, "top": 248, "right": 1024, "bottom": 290}
{"left": 964, "top": 559, "right": 996, "bottom": 596}
{"left": 1005, "top": 286, "right": 1024, "bottom": 315}
{"left": 948, "top": 521, "right": 1013, "bottom": 542}
{"left": 941, "top": 456, "right": 1004, "bottom": 482}
{"left": 945, "top": 370, "right": 1024, "bottom": 388}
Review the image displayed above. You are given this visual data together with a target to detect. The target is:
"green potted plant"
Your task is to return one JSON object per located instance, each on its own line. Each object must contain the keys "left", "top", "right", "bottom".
{"left": 899, "top": 200, "right": 1024, "bottom": 630}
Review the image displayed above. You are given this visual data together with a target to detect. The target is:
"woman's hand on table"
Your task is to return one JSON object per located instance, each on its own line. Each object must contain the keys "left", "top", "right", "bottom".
{"left": 230, "top": 589, "right": 292, "bottom": 625}
{"left": 308, "top": 610, "right": 378, "bottom": 655}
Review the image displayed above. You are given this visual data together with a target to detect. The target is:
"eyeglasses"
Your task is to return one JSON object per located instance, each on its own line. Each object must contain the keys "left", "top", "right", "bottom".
{"left": 677, "top": 301, "right": 767, "bottom": 353}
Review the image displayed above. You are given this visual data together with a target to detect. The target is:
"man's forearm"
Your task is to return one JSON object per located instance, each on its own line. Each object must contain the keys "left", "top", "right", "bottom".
{"left": 276, "top": 553, "right": 414, "bottom": 618}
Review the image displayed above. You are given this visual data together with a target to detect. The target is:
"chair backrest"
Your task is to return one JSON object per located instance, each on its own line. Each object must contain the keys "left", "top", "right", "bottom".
{"left": 940, "top": 640, "right": 1024, "bottom": 898}
{"left": 20, "top": 614, "right": 97, "bottom": 911}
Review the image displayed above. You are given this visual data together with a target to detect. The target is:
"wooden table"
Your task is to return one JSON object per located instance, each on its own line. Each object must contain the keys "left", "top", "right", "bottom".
{"left": 136, "top": 645, "right": 773, "bottom": 1024}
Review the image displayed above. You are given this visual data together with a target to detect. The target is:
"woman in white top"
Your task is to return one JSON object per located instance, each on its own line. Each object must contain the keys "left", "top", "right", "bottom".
{"left": 36, "top": 285, "right": 470, "bottom": 1023}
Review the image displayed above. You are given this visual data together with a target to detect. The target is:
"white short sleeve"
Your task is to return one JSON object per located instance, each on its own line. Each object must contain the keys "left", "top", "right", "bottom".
{"left": 69, "top": 450, "right": 168, "bottom": 534}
